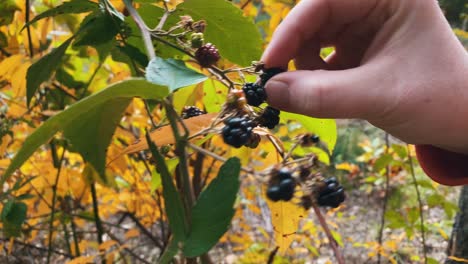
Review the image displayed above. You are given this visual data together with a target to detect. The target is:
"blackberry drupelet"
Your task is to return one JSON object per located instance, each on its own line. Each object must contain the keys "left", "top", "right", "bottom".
{"left": 260, "top": 67, "right": 285, "bottom": 85}
{"left": 195, "top": 43, "right": 220, "bottom": 67}
{"left": 242, "top": 82, "right": 266, "bottom": 106}
{"left": 259, "top": 106, "right": 280, "bottom": 129}
{"left": 181, "top": 106, "right": 205, "bottom": 119}
{"left": 222, "top": 117, "right": 255, "bottom": 148}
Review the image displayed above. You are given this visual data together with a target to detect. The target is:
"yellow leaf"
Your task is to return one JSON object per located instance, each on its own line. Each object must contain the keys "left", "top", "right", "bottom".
{"left": 438, "top": 227, "right": 449, "bottom": 240}
{"left": 448, "top": 256, "right": 468, "bottom": 263}
{"left": 267, "top": 197, "right": 305, "bottom": 254}
{"left": 67, "top": 256, "right": 95, "bottom": 264}
{"left": 98, "top": 240, "right": 118, "bottom": 252}
{"left": 124, "top": 228, "right": 140, "bottom": 239}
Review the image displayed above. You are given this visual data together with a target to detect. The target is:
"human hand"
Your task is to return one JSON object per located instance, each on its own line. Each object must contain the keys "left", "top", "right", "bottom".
{"left": 261, "top": 0, "right": 468, "bottom": 154}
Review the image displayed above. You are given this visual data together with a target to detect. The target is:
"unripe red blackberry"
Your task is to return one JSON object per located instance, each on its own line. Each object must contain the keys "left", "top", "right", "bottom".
{"left": 181, "top": 106, "right": 206, "bottom": 119}
{"left": 195, "top": 43, "right": 220, "bottom": 67}
{"left": 242, "top": 82, "right": 266, "bottom": 106}
{"left": 259, "top": 106, "right": 280, "bottom": 129}
{"left": 222, "top": 117, "right": 255, "bottom": 148}
{"left": 260, "top": 67, "right": 285, "bottom": 85}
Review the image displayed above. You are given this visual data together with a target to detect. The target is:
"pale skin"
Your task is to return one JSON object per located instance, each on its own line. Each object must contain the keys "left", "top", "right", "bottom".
{"left": 262, "top": 0, "right": 468, "bottom": 154}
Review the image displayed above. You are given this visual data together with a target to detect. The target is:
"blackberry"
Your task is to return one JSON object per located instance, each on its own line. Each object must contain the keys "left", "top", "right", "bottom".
{"left": 222, "top": 117, "right": 255, "bottom": 148}
{"left": 277, "top": 168, "right": 292, "bottom": 181}
{"left": 317, "top": 177, "right": 345, "bottom": 208}
{"left": 259, "top": 106, "right": 280, "bottom": 129}
{"left": 195, "top": 43, "right": 220, "bottom": 67}
{"left": 267, "top": 186, "right": 282, "bottom": 202}
{"left": 279, "top": 178, "right": 295, "bottom": 201}
{"left": 242, "top": 82, "right": 266, "bottom": 106}
{"left": 260, "top": 67, "right": 285, "bottom": 85}
{"left": 181, "top": 106, "right": 205, "bottom": 119}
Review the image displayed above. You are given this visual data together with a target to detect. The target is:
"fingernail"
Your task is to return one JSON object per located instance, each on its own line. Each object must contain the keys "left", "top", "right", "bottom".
{"left": 265, "top": 80, "right": 289, "bottom": 108}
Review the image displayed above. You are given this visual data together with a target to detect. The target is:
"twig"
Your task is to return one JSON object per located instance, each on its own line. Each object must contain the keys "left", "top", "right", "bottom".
{"left": 25, "top": 0, "right": 34, "bottom": 58}
{"left": 0, "top": 238, "right": 72, "bottom": 258}
{"left": 90, "top": 183, "right": 104, "bottom": 245}
{"left": 407, "top": 144, "right": 428, "bottom": 264}
{"left": 267, "top": 246, "right": 279, "bottom": 264}
{"left": 377, "top": 133, "right": 391, "bottom": 264}
{"left": 125, "top": 212, "right": 164, "bottom": 249}
{"left": 312, "top": 204, "right": 345, "bottom": 264}
{"left": 46, "top": 149, "right": 66, "bottom": 264}
{"left": 155, "top": 4, "right": 173, "bottom": 31}
{"left": 105, "top": 229, "right": 152, "bottom": 264}
{"left": 240, "top": 0, "right": 253, "bottom": 10}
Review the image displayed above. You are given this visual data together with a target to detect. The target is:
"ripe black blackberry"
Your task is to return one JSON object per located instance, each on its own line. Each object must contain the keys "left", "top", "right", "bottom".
{"left": 195, "top": 43, "right": 220, "bottom": 67}
{"left": 260, "top": 67, "right": 285, "bottom": 85}
{"left": 242, "top": 82, "right": 266, "bottom": 107}
{"left": 259, "top": 106, "right": 280, "bottom": 129}
{"left": 266, "top": 168, "right": 296, "bottom": 202}
{"left": 222, "top": 117, "right": 255, "bottom": 148}
{"left": 181, "top": 106, "right": 205, "bottom": 119}
{"left": 317, "top": 177, "right": 345, "bottom": 208}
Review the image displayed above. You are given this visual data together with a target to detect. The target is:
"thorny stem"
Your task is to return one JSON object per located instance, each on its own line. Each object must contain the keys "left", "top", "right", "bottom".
{"left": 407, "top": 144, "right": 428, "bottom": 264}
{"left": 46, "top": 149, "right": 66, "bottom": 264}
{"left": 312, "top": 204, "right": 345, "bottom": 264}
{"left": 377, "top": 133, "right": 391, "bottom": 264}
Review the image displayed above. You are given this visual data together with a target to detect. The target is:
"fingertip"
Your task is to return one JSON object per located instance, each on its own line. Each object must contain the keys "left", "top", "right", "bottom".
{"left": 264, "top": 79, "right": 290, "bottom": 109}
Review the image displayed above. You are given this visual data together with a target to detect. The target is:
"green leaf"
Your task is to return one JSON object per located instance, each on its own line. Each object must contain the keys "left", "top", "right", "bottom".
{"left": 1, "top": 201, "right": 27, "bottom": 238}
{"left": 145, "top": 132, "right": 187, "bottom": 241}
{"left": 73, "top": 11, "right": 121, "bottom": 48}
{"left": 22, "top": 0, "right": 98, "bottom": 29}
{"left": 158, "top": 237, "right": 179, "bottom": 264}
{"left": 203, "top": 80, "right": 227, "bottom": 113}
{"left": 151, "top": 158, "right": 179, "bottom": 193}
{"left": 183, "top": 158, "right": 241, "bottom": 257}
{"left": 2, "top": 79, "right": 169, "bottom": 184}
{"left": 391, "top": 144, "right": 407, "bottom": 159}
{"left": 0, "top": 0, "right": 20, "bottom": 26}
{"left": 175, "top": 0, "right": 263, "bottom": 66}
{"left": 281, "top": 112, "right": 337, "bottom": 152}
{"left": 146, "top": 57, "right": 207, "bottom": 92}
{"left": 26, "top": 37, "right": 73, "bottom": 106}
{"left": 373, "top": 153, "right": 393, "bottom": 172}
{"left": 64, "top": 98, "right": 130, "bottom": 179}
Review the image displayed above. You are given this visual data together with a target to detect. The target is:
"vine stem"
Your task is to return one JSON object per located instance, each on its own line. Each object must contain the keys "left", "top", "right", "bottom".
{"left": 46, "top": 149, "right": 66, "bottom": 264}
{"left": 312, "top": 204, "right": 345, "bottom": 264}
{"left": 407, "top": 144, "right": 428, "bottom": 264}
{"left": 123, "top": 0, "right": 155, "bottom": 60}
{"left": 377, "top": 133, "right": 391, "bottom": 264}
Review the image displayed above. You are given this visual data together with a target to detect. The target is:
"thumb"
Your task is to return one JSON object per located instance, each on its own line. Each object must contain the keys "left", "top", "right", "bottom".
{"left": 265, "top": 66, "right": 393, "bottom": 119}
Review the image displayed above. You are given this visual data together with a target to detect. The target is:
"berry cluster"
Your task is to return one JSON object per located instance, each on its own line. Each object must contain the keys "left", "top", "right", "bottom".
{"left": 260, "top": 67, "right": 285, "bottom": 85}
{"left": 266, "top": 168, "right": 296, "bottom": 202}
{"left": 259, "top": 106, "right": 280, "bottom": 129}
{"left": 195, "top": 43, "right": 220, "bottom": 67}
{"left": 317, "top": 177, "right": 345, "bottom": 208}
{"left": 221, "top": 117, "right": 257, "bottom": 148}
{"left": 181, "top": 106, "right": 206, "bottom": 119}
{"left": 242, "top": 83, "right": 266, "bottom": 107}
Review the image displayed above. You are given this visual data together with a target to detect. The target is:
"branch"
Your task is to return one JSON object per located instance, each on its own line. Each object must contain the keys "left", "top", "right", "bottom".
{"left": 312, "top": 205, "right": 345, "bottom": 264}
{"left": 377, "top": 133, "right": 391, "bottom": 264}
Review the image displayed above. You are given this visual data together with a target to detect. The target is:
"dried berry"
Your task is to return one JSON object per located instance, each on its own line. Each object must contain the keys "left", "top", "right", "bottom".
{"left": 181, "top": 106, "right": 206, "bottom": 119}
{"left": 259, "top": 106, "right": 280, "bottom": 129}
{"left": 195, "top": 43, "right": 220, "bottom": 67}
{"left": 242, "top": 82, "right": 266, "bottom": 106}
